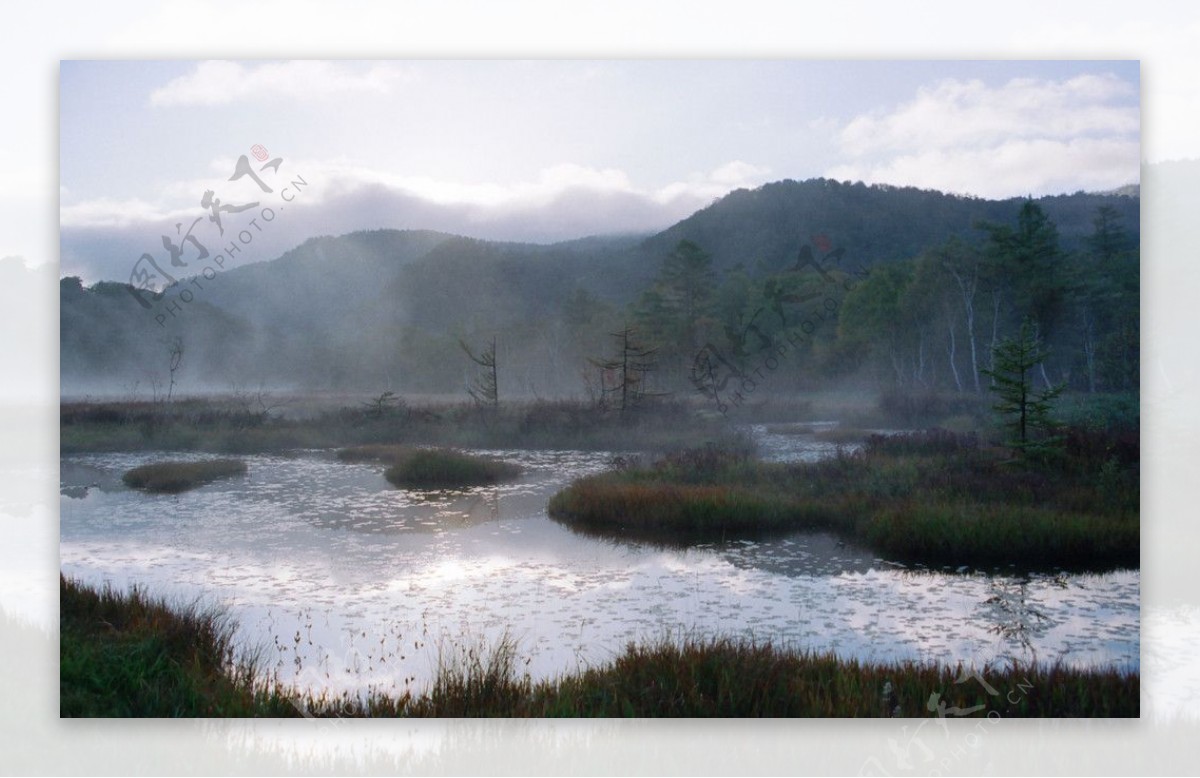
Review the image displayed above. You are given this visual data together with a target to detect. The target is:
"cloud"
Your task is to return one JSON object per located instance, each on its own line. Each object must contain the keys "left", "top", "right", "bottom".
{"left": 59, "top": 197, "right": 194, "bottom": 228}
{"left": 828, "top": 137, "right": 1140, "bottom": 199}
{"left": 150, "top": 61, "right": 408, "bottom": 106}
{"left": 58, "top": 158, "right": 770, "bottom": 282}
{"left": 708, "top": 160, "right": 771, "bottom": 186}
{"left": 827, "top": 74, "right": 1140, "bottom": 197}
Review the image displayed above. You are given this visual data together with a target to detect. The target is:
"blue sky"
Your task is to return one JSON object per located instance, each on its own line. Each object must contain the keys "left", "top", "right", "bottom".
{"left": 59, "top": 59, "right": 1140, "bottom": 281}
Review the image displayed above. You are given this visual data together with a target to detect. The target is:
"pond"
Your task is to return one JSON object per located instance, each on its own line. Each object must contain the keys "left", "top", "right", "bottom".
{"left": 59, "top": 428, "right": 1138, "bottom": 700}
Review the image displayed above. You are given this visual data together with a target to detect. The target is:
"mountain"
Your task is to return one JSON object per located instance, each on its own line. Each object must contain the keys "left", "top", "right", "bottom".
{"left": 640, "top": 178, "right": 1139, "bottom": 274}
{"left": 60, "top": 178, "right": 1140, "bottom": 397}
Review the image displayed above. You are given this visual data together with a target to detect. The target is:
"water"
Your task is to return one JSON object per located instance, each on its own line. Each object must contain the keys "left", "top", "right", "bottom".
{"left": 59, "top": 432, "right": 1139, "bottom": 700}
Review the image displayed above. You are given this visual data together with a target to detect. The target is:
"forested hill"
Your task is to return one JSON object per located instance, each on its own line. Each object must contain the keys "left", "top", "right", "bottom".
{"left": 60, "top": 178, "right": 1138, "bottom": 398}
{"left": 640, "top": 178, "right": 1138, "bottom": 275}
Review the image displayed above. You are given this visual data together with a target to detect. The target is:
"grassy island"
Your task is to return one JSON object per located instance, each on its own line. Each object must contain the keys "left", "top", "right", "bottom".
{"left": 336, "top": 444, "right": 521, "bottom": 489}
{"left": 548, "top": 429, "right": 1138, "bottom": 571}
{"left": 121, "top": 459, "right": 247, "bottom": 494}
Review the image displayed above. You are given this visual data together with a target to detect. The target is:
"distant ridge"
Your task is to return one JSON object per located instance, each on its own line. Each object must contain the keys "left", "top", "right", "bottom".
{"left": 61, "top": 177, "right": 1140, "bottom": 396}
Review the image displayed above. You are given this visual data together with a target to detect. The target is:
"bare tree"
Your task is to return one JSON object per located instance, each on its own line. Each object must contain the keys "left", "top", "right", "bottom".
{"left": 589, "top": 327, "right": 663, "bottom": 413}
{"left": 459, "top": 336, "right": 499, "bottom": 409}
{"left": 147, "top": 373, "right": 163, "bottom": 405}
{"left": 164, "top": 336, "right": 184, "bottom": 404}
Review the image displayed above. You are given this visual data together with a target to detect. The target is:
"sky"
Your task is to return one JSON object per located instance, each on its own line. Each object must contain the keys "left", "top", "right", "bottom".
{"left": 59, "top": 59, "right": 1141, "bottom": 282}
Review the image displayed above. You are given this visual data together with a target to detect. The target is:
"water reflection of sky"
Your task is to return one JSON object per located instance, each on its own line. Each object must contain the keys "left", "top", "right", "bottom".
{"left": 60, "top": 440, "right": 1139, "bottom": 698}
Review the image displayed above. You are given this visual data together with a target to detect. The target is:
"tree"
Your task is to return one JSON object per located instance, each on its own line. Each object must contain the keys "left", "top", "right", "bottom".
{"left": 589, "top": 327, "right": 662, "bottom": 413}
{"left": 459, "top": 336, "right": 499, "bottom": 409}
{"left": 978, "top": 201, "right": 1066, "bottom": 387}
{"left": 635, "top": 240, "right": 717, "bottom": 383}
{"left": 362, "top": 390, "right": 401, "bottom": 419}
{"left": 981, "top": 318, "right": 1064, "bottom": 463}
{"left": 837, "top": 261, "right": 913, "bottom": 387}
{"left": 164, "top": 336, "right": 184, "bottom": 404}
{"left": 935, "top": 238, "right": 983, "bottom": 393}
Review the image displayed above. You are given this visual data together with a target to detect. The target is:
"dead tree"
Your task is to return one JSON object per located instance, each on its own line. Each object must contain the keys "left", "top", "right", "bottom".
{"left": 459, "top": 336, "right": 499, "bottom": 409}
{"left": 589, "top": 327, "right": 662, "bottom": 413}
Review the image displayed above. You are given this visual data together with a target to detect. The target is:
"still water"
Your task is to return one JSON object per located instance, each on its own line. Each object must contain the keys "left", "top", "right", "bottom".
{"left": 60, "top": 428, "right": 1138, "bottom": 698}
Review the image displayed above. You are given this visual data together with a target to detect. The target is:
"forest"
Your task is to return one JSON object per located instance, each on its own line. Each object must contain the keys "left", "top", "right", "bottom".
{"left": 60, "top": 177, "right": 1139, "bottom": 410}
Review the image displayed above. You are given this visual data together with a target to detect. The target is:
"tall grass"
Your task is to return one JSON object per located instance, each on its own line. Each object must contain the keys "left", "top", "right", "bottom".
{"left": 122, "top": 459, "right": 247, "bottom": 494}
{"left": 548, "top": 430, "right": 1139, "bottom": 570}
{"left": 61, "top": 575, "right": 1139, "bottom": 717}
{"left": 60, "top": 576, "right": 295, "bottom": 716}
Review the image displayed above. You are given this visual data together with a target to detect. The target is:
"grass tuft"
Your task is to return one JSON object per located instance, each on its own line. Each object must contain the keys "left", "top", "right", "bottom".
{"left": 383, "top": 448, "right": 521, "bottom": 489}
{"left": 337, "top": 444, "right": 521, "bottom": 489}
{"left": 121, "top": 459, "right": 247, "bottom": 494}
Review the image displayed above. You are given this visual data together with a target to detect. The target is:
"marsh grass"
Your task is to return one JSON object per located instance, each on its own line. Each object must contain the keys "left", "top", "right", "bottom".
{"left": 60, "top": 576, "right": 1139, "bottom": 717}
{"left": 383, "top": 449, "right": 521, "bottom": 489}
{"left": 548, "top": 430, "right": 1138, "bottom": 570}
{"left": 336, "top": 443, "right": 522, "bottom": 489}
{"left": 62, "top": 397, "right": 735, "bottom": 454}
{"left": 369, "top": 636, "right": 1138, "bottom": 717}
{"left": 121, "top": 458, "right": 247, "bottom": 494}
{"left": 59, "top": 576, "right": 295, "bottom": 716}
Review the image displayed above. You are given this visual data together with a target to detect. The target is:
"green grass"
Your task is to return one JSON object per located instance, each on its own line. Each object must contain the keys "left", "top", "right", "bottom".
{"left": 383, "top": 448, "right": 521, "bottom": 489}
{"left": 548, "top": 431, "right": 1139, "bottom": 570}
{"left": 121, "top": 459, "right": 247, "bottom": 494}
{"left": 59, "top": 576, "right": 296, "bottom": 716}
{"left": 61, "top": 577, "right": 1138, "bottom": 717}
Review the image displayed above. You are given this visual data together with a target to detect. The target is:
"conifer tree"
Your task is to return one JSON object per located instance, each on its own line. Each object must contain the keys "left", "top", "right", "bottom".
{"left": 981, "top": 318, "right": 1064, "bottom": 463}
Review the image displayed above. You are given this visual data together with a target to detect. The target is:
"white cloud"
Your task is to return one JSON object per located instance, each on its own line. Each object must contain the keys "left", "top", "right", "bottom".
{"left": 708, "top": 160, "right": 771, "bottom": 186}
{"left": 59, "top": 156, "right": 781, "bottom": 280}
{"left": 839, "top": 74, "right": 1137, "bottom": 156}
{"left": 62, "top": 154, "right": 770, "bottom": 228}
{"left": 828, "top": 137, "right": 1140, "bottom": 199}
{"left": 59, "top": 196, "right": 193, "bottom": 228}
{"left": 150, "top": 60, "right": 409, "bottom": 106}
{"left": 828, "top": 73, "right": 1139, "bottom": 197}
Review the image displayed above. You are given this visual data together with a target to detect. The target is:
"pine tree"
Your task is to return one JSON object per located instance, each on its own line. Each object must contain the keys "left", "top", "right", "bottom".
{"left": 981, "top": 318, "right": 1064, "bottom": 463}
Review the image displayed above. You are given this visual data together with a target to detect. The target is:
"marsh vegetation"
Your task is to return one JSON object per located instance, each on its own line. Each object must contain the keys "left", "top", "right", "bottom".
{"left": 121, "top": 458, "right": 247, "bottom": 494}
{"left": 549, "top": 427, "right": 1138, "bottom": 570}
{"left": 60, "top": 576, "right": 1138, "bottom": 718}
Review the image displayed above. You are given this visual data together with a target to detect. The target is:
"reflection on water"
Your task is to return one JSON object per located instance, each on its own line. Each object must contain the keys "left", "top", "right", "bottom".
{"left": 60, "top": 436, "right": 1139, "bottom": 697}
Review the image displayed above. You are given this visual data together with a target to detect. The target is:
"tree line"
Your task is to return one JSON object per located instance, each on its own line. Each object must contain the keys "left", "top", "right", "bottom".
{"left": 569, "top": 200, "right": 1138, "bottom": 402}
